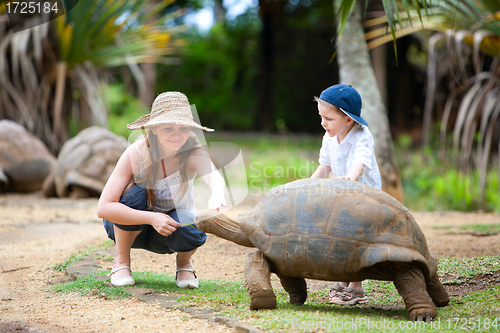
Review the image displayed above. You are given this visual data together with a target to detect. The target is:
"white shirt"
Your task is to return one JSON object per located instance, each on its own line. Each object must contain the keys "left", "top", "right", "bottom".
{"left": 318, "top": 124, "right": 382, "bottom": 190}
{"left": 134, "top": 143, "right": 197, "bottom": 215}
{"left": 153, "top": 170, "right": 197, "bottom": 215}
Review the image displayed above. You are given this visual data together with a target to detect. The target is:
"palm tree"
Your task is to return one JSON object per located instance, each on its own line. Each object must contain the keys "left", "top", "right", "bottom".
{"left": 361, "top": 0, "right": 500, "bottom": 202}
{"left": 334, "top": 0, "right": 500, "bottom": 203}
{"left": 140, "top": 0, "right": 165, "bottom": 107}
{"left": 0, "top": 0, "right": 184, "bottom": 154}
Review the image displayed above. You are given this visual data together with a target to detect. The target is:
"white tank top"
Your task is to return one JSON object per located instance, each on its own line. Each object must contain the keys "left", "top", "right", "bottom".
{"left": 152, "top": 170, "right": 196, "bottom": 215}
{"left": 134, "top": 144, "right": 196, "bottom": 215}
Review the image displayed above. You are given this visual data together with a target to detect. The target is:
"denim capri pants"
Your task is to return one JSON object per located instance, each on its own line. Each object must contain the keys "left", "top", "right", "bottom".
{"left": 102, "top": 183, "right": 207, "bottom": 254}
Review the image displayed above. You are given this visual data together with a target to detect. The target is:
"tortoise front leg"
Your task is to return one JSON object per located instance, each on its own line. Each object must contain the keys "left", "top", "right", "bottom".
{"left": 274, "top": 271, "right": 307, "bottom": 305}
{"left": 245, "top": 251, "right": 276, "bottom": 310}
{"left": 393, "top": 263, "right": 436, "bottom": 322}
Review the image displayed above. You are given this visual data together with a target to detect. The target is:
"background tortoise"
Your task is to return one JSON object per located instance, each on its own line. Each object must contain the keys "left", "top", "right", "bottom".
{"left": 42, "top": 126, "right": 128, "bottom": 198}
{"left": 195, "top": 178, "right": 449, "bottom": 322}
{"left": 0, "top": 120, "right": 55, "bottom": 193}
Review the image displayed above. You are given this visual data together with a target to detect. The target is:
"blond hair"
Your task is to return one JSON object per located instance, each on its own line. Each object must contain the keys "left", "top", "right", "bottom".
{"left": 314, "top": 96, "right": 351, "bottom": 119}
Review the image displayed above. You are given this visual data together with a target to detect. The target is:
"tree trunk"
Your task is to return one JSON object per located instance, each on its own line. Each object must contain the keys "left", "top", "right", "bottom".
{"left": 255, "top": 0, "right": 276, "bottom": 131}
{"left": 370, "top": 45, "right": 387, "bottom": 109}
{"left": 334, "top": 0, "right": 404, "bottom": 203}
{"left": 139, "top": 0, "right": 159, "bottom": 106}
{"left": 214, "top": 0, "right": 226, "bottom": 24}
{"left": 255, "top": 0, "right": 286, "bottom": 131}
{"left": 140, "top": 62, "right": 156, "bottom": 106}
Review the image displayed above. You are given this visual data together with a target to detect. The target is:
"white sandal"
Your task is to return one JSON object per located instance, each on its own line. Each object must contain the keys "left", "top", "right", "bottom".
{"left": 175, "top": 264, "right": 199, "bottom": 289}
{"left": 109, "top": 266, "right": 135, "bottom": 287}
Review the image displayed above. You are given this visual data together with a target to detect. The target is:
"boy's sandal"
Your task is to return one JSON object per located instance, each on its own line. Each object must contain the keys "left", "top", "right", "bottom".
{"left": 329, "top": 282, "right": 348, "bottom": 300}
{"left": 109, "top": 266, "right": 135, "bottom": 287}
{"left": 329, "top": 287, "right": 368, "bottom": 305}
{"left": 175, "top": 262, "right": 199, "bottom": 289}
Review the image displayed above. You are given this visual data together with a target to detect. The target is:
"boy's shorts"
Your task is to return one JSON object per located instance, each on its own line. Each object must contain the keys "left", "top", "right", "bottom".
{"left": 102, "top": 183, "right": 207, "bottom": 254}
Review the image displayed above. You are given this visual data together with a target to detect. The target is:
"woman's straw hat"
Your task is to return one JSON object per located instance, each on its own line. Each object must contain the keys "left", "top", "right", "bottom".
{"left": 127, "top": 92, "right": 214, "bottom": 131}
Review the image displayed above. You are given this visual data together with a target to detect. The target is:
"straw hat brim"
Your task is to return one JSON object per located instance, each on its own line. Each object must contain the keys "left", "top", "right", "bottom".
{"left": 127, "top": 114, "right": 214, "bottom": 132}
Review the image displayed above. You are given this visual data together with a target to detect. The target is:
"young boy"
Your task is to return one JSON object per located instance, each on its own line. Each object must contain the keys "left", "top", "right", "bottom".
{"left": 310, "top": 84, "right": 382, "bottom": 305}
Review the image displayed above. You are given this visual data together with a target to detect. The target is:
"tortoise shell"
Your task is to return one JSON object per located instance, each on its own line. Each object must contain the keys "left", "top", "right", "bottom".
{"left": 238, "top": 178, "right": 436, "bottom": 282}
{"left": 53, "top": 126, "right": 128, "bottom": 197}
{"left": 0, "top": 120, "right": 55, "bottom": 192}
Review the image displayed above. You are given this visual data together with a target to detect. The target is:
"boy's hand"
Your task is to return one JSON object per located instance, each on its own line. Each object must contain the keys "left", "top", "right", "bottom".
{"left": 344, "top": 162, "right": 365, "bottom": 182}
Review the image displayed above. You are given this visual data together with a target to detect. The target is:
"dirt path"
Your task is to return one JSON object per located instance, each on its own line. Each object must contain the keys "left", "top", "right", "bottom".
{"left": 1, "top": 193, "right": 499, "bottom": 332}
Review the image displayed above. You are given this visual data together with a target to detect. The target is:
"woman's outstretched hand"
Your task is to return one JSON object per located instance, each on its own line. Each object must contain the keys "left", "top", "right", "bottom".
{"left": 208, "top": 195, "right": 227, "bottom": 211}
{"left": 150, "top": 212, "right": 180, "bottom": 236}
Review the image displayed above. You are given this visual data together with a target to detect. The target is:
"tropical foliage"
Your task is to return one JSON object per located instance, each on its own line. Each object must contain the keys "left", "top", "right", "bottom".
{"left": 0, "top": 0, "right": 183, "bottom": 153}
{"left": 336, "top": 0, "right": 500, "bottom": 200}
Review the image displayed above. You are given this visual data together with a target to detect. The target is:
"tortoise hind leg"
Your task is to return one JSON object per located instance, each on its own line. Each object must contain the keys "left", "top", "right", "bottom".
{"left": 274, "top": 271, "right": 307, "bottom": 305}
{"left": 426, "top": 275, "right": 449, "bottom": 307}
{"left": 393, "top": 263, "right": 436, "bottom": 322}
{"left": 245, "top": 251, "right": 276, "bottom": 310}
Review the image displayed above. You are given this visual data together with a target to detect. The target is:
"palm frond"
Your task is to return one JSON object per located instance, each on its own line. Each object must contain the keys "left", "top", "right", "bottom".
{"left": 0, "top": 0, "right": 185, "bottom": 153}
{"left": 341, "top": 0, "right": 500, "bottom": 204}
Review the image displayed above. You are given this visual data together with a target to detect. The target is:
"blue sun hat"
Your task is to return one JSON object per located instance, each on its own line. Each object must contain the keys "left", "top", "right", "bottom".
{"left": 319, "top": 84, "right": 368, "bottom": 126}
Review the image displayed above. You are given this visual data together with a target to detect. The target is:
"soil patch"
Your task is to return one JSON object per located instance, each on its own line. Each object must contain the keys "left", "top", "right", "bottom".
{"left": 443, "top": 271, "right": 500, "bottom": 298}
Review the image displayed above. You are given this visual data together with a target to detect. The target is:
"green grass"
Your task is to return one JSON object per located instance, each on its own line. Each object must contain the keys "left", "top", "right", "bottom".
{"left": 53, "top": 270, "right": 500, "bottom": 332}
{"left": 458, "top": 224, "right": 500, "bottom": 235}
{"left": 207, "top": 134, "right": 321, "bottom": 190}
{"left": 437, "top": 256, "right": 500, "bottom": 282}
{"left": 51, "top": 245, "right": 500, "bottom": 332}
{"left": 52, "top": 271, "right": 131, "bottom": 299}
{"left": 205, "top": 133, "right": 500, "bottom": 213}
{"left": 432, "top": 224, "right": 500, "bottom": 236}
{"left": 52, "top": 240, "right": 114, "bottom": 271}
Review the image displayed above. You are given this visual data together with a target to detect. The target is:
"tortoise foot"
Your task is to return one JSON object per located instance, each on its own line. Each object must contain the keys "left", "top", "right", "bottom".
{"left": 289, "top": 292, "right": 307, "bottom": 305}
{"left": 274, "top": 273, "right": 307, "bottom": 306}
{"left": 408, "top": 307, "right": 436, "bottom": 322}
{"left": 426, "top": 276, "right": 449, "bottom": 307}
{"left": 250, "top": 290, "right": 277, "bottom": 310}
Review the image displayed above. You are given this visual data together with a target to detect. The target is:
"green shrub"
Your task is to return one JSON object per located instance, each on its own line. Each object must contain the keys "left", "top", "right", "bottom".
{"left": 102, "top": 83, "right": 149, "bottom": 138}
{"left": 397, "top": 144, "right": 500, "bottom": 213}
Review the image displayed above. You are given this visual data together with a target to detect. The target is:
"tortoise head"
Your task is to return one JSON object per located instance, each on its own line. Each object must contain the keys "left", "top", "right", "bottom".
{"left": 194, "top": 211, "right": 255, "bottom": 248}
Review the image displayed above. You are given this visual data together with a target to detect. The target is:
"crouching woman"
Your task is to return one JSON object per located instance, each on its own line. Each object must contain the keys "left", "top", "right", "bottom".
{"left": 97, "top": 92, "right": 226, "bottom": 289}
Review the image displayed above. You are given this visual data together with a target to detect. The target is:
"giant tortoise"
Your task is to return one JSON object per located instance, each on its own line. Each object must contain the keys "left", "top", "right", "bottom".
{"left": 195, "top": 178, "right": 449, "bottom": 322}
{"left": 42, "top": 126, "right": 128, "bottom": 198}
{"left": 0, "top": 120, "right": 55, "bottom": 192}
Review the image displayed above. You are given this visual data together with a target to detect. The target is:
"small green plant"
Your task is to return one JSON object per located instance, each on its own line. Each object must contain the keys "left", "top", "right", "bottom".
{"left": 52, "top": 240, "right": 114, "bottom": 271}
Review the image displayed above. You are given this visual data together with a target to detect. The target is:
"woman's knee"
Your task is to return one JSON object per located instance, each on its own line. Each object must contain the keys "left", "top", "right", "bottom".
{"left": 119, "top": 183, "right": 149, "bottom": 211}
